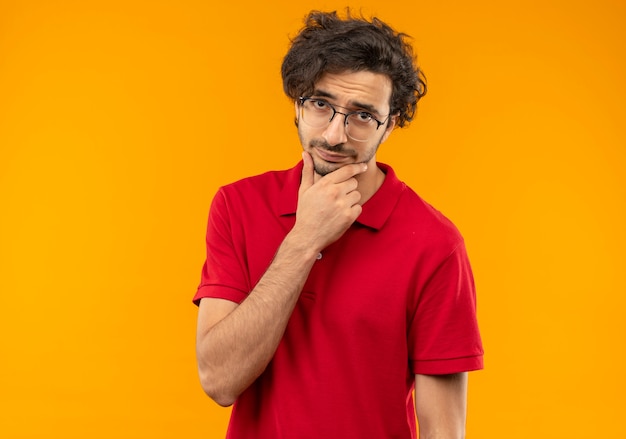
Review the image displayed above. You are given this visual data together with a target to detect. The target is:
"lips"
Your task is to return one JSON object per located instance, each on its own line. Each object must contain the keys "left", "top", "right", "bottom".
{"left": 315, "top": 147, "right": 350, "bottom": 163}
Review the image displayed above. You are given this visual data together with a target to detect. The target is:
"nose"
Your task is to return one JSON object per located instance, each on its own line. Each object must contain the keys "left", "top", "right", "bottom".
{"left": 322, "top": 112, "right": 349, "bottom": 146}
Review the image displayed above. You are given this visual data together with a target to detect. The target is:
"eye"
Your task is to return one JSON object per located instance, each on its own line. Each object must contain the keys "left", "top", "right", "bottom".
{"left": 311, "top": 99, "right": 329, "bottom": 109}
{"left": 353, "top": 112, "right": 374, "bottom": 123}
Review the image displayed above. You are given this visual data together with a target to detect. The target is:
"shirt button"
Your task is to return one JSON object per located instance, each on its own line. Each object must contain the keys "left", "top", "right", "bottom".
{"left": 316, "top": 252, "right": 323, "bottom": 260}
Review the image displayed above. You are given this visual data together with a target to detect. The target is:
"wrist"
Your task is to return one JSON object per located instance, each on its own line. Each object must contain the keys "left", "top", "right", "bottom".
{"left": 281, "top": 229, "right": 322, "bottom": 263}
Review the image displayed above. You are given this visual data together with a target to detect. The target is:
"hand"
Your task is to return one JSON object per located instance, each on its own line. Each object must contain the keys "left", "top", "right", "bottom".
{"left": 292, "top": 152, "right": 367, "bottom": 252}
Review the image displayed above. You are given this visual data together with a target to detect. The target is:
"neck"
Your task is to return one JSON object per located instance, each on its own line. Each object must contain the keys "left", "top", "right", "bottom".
{"left": 355, "top": 163, "right": 385, "bottom": 205}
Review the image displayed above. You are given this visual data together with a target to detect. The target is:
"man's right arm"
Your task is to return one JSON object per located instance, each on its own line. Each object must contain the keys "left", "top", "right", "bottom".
{"left": 195, "top": 153, "right": 367, "bottom": 406}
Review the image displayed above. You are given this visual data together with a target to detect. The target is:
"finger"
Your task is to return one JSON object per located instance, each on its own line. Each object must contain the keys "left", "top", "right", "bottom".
{"left": 299, "top": 151, "right": 314, "bottom": 193}
{"left": 335, "top": 176, "right": 359, "bottom": 194}
{"left": 323, "top": 162, "right": 368, "bottom": 184}
{"left": 345, "top": 188, "right": 362, "bottom": 206}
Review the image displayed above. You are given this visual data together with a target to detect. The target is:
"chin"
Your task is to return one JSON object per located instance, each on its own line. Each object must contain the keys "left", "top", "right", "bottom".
{"left": 313, "top": 161, "right": 344, "bottom": 177}
{"left": 313, "top": 164, "right": 336, "bottom": 177}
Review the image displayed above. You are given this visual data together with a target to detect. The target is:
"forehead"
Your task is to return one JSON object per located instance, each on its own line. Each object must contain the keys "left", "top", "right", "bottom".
{"left": 313, "top": 71, "right": 392, "bottom": 112}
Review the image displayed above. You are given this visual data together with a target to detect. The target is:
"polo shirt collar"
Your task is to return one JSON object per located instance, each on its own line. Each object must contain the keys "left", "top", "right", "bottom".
{"left": 278, "top": 161, "right": 405, "bottom": 231}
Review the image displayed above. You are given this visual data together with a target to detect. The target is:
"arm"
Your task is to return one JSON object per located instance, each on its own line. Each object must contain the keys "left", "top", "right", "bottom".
{"left": 196, "top": 153, "right": 367, "bottom": 407}
{"left": 414, "top": 372, "right": 468, "bottom": 439}
{"left": 195, "top": 236, "right": 318, "bottom": 407}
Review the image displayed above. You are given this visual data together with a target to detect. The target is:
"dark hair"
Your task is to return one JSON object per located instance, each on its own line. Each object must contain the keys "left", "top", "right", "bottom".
{"left": 281, "top": 10, "right": 427, "bottom": 128}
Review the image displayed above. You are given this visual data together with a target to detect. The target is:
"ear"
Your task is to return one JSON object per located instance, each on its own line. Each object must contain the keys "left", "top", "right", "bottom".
{"left": 380, "top": 114, "right": 398, "bottom": 144}
{"left": 293, "top": 100, "right": 300, "bottom": 127}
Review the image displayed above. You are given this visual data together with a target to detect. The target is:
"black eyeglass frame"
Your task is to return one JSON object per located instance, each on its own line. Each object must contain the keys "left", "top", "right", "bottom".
{"left": 298, "top": 97, "right": 390, "bottom": 134}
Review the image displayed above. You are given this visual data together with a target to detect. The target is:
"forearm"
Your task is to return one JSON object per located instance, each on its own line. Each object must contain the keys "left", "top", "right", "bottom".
{"left": 196, "top": 232, "right": 319, "bottom": 406}
{"left": 415, "top": 373, "right": 468, "bottom": 439}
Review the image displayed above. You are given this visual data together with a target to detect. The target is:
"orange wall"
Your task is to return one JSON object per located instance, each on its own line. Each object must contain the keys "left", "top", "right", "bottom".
{"left": 1, "top": 1, "right": 625, "bottom": 438}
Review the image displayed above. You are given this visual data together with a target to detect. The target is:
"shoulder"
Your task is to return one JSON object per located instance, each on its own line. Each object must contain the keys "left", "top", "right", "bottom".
{"left": 220, "top": 164, "right": 298, "bottom": 196}
{"left": 403, "top": 187, "right": 461, "bottom": 237}
{"left": 386, "top": 172, "right": 465, "bottom": 254}
{"left": 211, "top": 162, "right": 302, "bottom": 218}
{"left": 216, "top": 162, "right": 301, "bottom": 203}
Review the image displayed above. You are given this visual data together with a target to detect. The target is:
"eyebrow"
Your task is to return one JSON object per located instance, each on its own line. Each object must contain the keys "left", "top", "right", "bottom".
{"left": 311, "top": 88, "right": 383, "bottom": 116}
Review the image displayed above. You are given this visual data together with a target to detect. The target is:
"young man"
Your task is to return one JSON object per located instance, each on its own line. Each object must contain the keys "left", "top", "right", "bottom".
{"left": 194, "top": 10, "right": 483, "bottom": 439}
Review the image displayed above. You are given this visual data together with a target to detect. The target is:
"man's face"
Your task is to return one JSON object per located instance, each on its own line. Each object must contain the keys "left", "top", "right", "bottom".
{"left": 296, "top": 71, "right": 396, "bottom": 176}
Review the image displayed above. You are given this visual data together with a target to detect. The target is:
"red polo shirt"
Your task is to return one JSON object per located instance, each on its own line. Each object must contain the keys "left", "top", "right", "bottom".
{"left": 194, "top": 161, "right": 483, "bottom": 439}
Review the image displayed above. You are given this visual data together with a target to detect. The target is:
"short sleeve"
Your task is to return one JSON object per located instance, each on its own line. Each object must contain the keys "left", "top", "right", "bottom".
{"left": 408, "top": 240, "right": 484, "bottom": 374}
{"left": 193, "top": 188, "right": 250, "bottom": 306}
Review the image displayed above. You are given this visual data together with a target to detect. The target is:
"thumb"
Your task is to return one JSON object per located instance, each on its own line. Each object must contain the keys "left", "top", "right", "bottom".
{"left": 299, "top": 151, "right": 314, "bottom": 193}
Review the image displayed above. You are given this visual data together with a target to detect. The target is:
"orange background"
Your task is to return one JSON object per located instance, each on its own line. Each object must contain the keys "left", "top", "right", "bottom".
{"left": 1, "top": 0, "right": 625, "bottom": 438}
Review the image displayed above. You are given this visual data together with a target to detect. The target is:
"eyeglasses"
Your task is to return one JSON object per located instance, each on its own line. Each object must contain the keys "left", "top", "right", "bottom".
{"left": 298, "top": 97, "right": 390, "bottom": 142}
